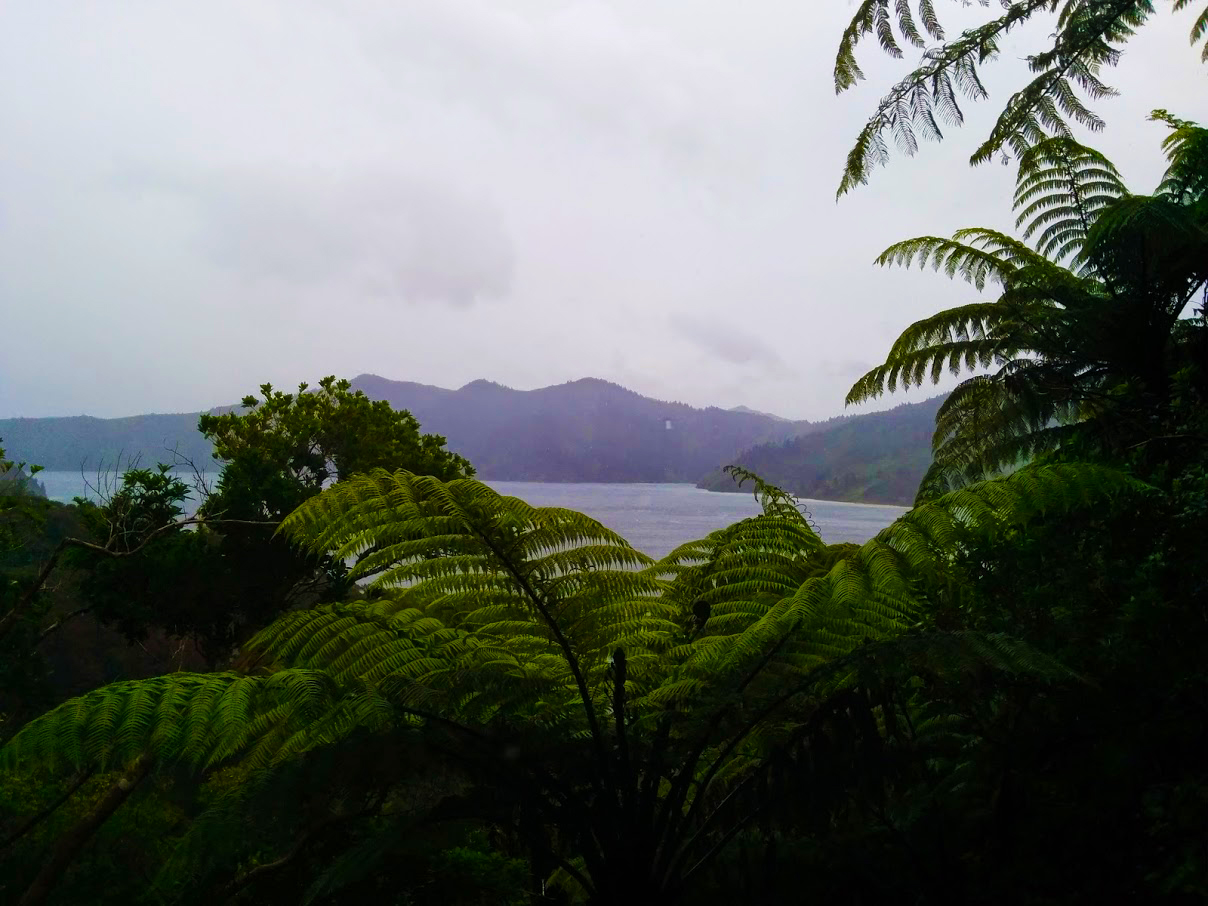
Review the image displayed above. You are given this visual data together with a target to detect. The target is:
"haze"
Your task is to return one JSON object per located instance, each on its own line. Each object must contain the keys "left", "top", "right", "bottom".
{"left": 1, "top": 1, "right": 1202, "bottom": 420}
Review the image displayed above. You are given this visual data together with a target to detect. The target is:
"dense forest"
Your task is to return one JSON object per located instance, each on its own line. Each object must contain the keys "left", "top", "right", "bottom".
{"left": 697, "top": 395, "right": 943, "bottom": 504}
{"left": 2, "top": 4, "right": 1207, "bottom": 905}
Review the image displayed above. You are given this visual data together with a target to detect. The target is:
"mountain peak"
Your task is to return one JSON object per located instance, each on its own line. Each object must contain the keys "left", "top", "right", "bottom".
{"left": 728, "top": 404, "right": 791, "bottom": 422}
{"left": 552, "top": 377, "right": 638, "bottom": 396}
{"left": 564, "top": 377, "right": 619, "bottom": 388}
{"left": 458, "top": 379, "right": 509, "bottom": 392}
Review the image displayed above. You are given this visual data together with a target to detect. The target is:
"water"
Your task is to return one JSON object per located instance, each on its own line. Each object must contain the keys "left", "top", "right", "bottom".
{"left": 487, "top": 482, "right": 906, "bottom": 557}
{"left": 37, "top": 472, "right": 907, "bottom": 559}
{"left": 38, "top": 469, "right": 216, "bottom": 515}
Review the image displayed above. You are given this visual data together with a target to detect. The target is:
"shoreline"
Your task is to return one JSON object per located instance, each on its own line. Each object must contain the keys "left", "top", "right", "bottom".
{"left": 36, "top": 470, "right": 913, "bottom": 510}
{"left": 696, "top": 482, "right": 911, "bottom": 509}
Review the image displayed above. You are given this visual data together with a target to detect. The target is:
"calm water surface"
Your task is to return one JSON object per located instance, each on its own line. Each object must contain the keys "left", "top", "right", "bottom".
{"left": 38, "top": 472, "right": 907, "bottom": 559}
{"left": 487, "top": 481, "right": 905, "bottom": 557}
{"left": 38, "top": 470, "right": 214, "bottom": 514}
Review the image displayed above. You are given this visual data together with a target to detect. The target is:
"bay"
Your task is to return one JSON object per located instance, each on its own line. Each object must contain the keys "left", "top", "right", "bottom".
{"left": 36, "top": 472, "right": 907, "bottom": 559}
{"left": 487, "top": 481, "right": 906, "bottom": 558}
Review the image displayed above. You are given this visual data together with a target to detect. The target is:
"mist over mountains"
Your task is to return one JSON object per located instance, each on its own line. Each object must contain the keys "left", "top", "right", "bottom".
{"left": 0, "top": 375, "right": 940, "bottom": 503}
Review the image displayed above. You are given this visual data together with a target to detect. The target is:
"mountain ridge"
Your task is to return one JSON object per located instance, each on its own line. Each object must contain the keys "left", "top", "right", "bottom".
{"left": 0, "top": 376, "right": 939, "bottom": 502}
{"left": 0, "top": 375, "right": 820, "bottom": 479}
{"left": 348, "top": 374, "right": 822, "bottom": 483}
{"left": 697, "top": 395, "right": 945, "bottom": 505}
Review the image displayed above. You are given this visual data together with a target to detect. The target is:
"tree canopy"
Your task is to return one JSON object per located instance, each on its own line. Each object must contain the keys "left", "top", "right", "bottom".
{"left": 198, "top": 375, "right": 473, "bottom": 523}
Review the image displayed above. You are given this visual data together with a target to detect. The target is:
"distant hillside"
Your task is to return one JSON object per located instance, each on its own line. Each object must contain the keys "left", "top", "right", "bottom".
{"left": 0, "top": 377, "right": 820, "bottom": 481}
{"left": 0, "top": 412, "right": 222, "bottom": 472}
{"left": 697, "top": 395, "right": 945, "bottom": 505}
{"left": 728, "top": 405, "right": 792, "bottom": 422}
{"left": 2, "top": 378, "right": 938, "bottom": 495}
{"left": 349, "top": 375, "right": 821, "bottom": 482}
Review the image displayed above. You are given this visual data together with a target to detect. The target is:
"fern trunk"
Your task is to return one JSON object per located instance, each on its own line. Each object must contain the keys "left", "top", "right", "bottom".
{"left": 586, "top": 844, "right": 672, "bottom": 906}
{"left": 17, "top": 757, "right": 152, "bottom": 906}
{"left": 589, "top": 875, "right": 668, "bottom": 906}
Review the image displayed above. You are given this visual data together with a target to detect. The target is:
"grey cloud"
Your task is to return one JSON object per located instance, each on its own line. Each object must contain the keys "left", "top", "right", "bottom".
{"left": 353, "top": 0, "right": 767, "bottom": 174}
{"left": 1, "top": 1, "right": 1202, "bottom": 419}
{"left": 123, "top": 168, "right": 515, "bottom": 308}
{"left": 669, "top": 314, "right": 792, "bottom": 376}
{"left": 822, "top": 359, "right": 875, "bottom": 379}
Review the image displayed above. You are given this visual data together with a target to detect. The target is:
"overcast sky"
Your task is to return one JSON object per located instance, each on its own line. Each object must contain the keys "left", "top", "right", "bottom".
{"left": 2, "top": 1, "right": 1203, "bottom": 421}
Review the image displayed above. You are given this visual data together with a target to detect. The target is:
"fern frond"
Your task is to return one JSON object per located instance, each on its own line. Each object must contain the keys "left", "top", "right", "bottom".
{"left": 1084, "top": 193, "right": 1208, "bottom": 307}
{"left": 970, "top": 0, "right": 1150, "bottom": 167}
{"left": 845, "top": 111, "right": 1205, "bottom": 494}
{"left": 848, "top": 336, "right": 1019, "bottom": 402}
{"left": 651, "top": 462, "right": 1136, "bottom": 723}
{"left": 2, "top": 671, "right": 346, "bottom": 774}
{"left": 1150, "top": 108, "right": 1208, "bottom": 202}
{"left": 835, "top": 0, "right": 882, "bottom": 92}
{"left": 836, "top": 0, "right": 1053, "bottom": 195}
{"left": 1171, "top": 0, "right": 1208, "bottom": 59}
{"left": 833, "top": 0, "right": 1189, "bottom": 193}
{"left": 1183, "top": 1, "right": 1208, "bottom": 60}
{"left": 874, "top": 234, "right": 1024, "bottom": 290}
{"left": 896, "top": 459, "right": 1141, "bottom": 540}
{"left": 282, "top": 471, "right": 663, "bottom": 660}
{"left": 1013, "top": 136, "right": 1127, "bottom": 267}
{"left": 283, "top": 471, "right": 650, "bottom": 582}
{"left": 1, "top": 455, "right": 1149, "bottom": 906}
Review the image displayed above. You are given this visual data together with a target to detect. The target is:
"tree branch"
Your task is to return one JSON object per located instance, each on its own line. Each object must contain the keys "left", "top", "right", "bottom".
{"left": 219, "top": 803, "right": 379, "bottom": 902}
{"left": 36, "top": 606, "right": 95, "bottom": 644}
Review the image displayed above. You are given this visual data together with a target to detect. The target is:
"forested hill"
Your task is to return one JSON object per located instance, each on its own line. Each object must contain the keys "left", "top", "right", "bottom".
{"left": 0, "top": 412, "right": 222, "bottom": 472}
{"left": 349, "top": 374, "right": 827, "bottom": 482}
{"left": 697, "top": 395, "right": 945, "bottom": 505}
{"left": 0, "top": 377, "right": 825, "bottom": 480}
{"left": 0, "top": 380, "right": 941, "bottom": 495}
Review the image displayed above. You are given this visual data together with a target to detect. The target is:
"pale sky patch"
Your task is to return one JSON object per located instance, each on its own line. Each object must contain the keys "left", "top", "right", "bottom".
{"left": 1, "top": 1, "right": 1202, "bottom": 420}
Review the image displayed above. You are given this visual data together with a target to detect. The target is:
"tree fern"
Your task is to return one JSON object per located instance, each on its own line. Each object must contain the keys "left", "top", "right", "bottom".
{"left": 834, "top": 0, "right": 1207, "bottom": 194}
{"left": 0, "top": 671, "right": 351, "bottom": 776}
{"left": 1174, "top": 0, "right": 1208, "bottom": 59}
{"left": 850, "top": 116, "right": 1207, "bottom": 500}
{"left": 1152, "top": 108, "right": 1208, "bottom": 204}
{"left": 2, "top": 463, "right": 1143, "bottom": 903}
{"left": 1014, "top": 137, "right": 1127, "bottom": 267}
